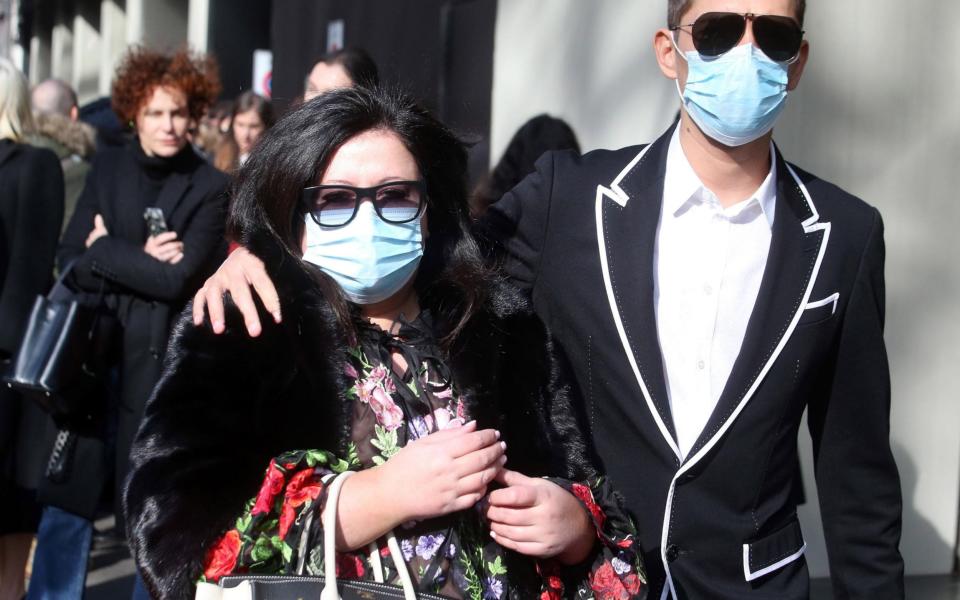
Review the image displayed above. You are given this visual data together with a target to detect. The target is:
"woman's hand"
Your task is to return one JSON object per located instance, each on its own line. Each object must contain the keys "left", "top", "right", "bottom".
{"left": 485, "top": 469, "right": 596, "bottom": 564}
{"left": 192, "top": 246, "right": 281, "bottom": 336}
{"left": 330, "top": 421, "right": 506, "bottom": 552}
{"left": 85, "top": 214, "right": 109, "bottom": 247}
{"left": 382, "top": 421, "right": 506, "bottom": 522}
{"left": 144, "top": 231, "right": 185, "bottom": 264}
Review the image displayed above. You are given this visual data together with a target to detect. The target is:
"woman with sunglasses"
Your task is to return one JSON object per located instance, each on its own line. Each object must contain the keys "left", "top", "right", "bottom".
{"left": 124, "top": 86, "right": 646, "bottom": 600}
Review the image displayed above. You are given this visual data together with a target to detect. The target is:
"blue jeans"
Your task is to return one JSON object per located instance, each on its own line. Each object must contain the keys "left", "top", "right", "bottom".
{"left": 131, "top": 573, "right": 151, "bottom": 600}
{"left": 26, "top": 506, "right": 92, "bottom": 600}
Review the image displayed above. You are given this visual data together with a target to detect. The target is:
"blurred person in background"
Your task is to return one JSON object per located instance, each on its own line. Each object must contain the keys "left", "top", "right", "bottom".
{"left": 213, "top": 91, "right": 273, "bottom": 173}
{"left": 0, "top": 58, "right": 65, "bottom": 600}
{"left": 303, "top": 47, "right": 379, "bottom": 102}
{"left": 27, "top": 46, "right": 228, "bottom": 600}
{"left": 470, "top": 114, "right": 580, "bottom": 218}
{"left": 193, "top": 98, "right": 232, "bottom": 162}
{"left": 30, "top": 78, "right": 97, "bottom": 232}
{"left": 77, "top": 96, "right": 128, "bottom": 151}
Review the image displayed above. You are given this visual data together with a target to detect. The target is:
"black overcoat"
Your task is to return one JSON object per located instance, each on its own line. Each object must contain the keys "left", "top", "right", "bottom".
{"left": 58, "top": 141, "right": 228, "bottom": 521}
{"left": 0, "top": 140, "right": 64, "bottom": 531}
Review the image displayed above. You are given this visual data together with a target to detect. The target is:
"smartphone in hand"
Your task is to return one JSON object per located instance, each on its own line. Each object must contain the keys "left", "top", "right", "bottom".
{"left": 144, "top": 207, "right": 168, "bottom": 237}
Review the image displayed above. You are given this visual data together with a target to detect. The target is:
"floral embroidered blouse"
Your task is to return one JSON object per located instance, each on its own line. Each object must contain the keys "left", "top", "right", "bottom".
{"left": 200, "top": 314, "right": 646, "bottom": 599}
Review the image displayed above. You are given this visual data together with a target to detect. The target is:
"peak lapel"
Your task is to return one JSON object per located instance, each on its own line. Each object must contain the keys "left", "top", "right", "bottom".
{"left": 596, "top": 127, "right": 680, "bottom": 459}
{"left": 685, "top": 147, "right": 829, "bottom": 464}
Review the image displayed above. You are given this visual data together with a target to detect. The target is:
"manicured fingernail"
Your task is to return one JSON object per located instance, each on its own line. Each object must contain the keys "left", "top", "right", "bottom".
{"left": 213, "top": 321, "right": 224, "bottom": 333}
{"left": 489, "top": 530, "right": 497, "bottom": 539}
{"left": 499, "top": 455, "right": 507, "bottom": 465}
{"left": 248, "top": 322, "right": 261, "bottom": 336}
{"left": 272, "top": 311, "right": 282, "bottom": 323}
{"left": 500, "top": 441, "right": 507, "bottom": 451}
{"left": 494, "top": 430, "right": 501, "bottom": 439}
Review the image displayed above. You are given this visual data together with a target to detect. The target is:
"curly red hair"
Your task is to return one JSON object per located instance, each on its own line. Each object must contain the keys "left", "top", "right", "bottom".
{"left": 111, "top": 46, "right": 221, "bottom": 126}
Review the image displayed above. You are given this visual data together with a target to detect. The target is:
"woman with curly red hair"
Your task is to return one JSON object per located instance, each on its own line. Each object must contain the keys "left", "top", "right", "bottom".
{"left": 26, "top": 47, "right": 228, "bottom": 600}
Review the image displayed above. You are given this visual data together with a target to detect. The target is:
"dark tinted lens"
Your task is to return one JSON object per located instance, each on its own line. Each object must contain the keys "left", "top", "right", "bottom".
{"left": 375, "top": 183, "right": 422, "bottom": 223}
{"left": 754, "top": 15, "right": 803, "bottom": 62}
{"left": 310, "top": 188, "right": 357, "bottom": 226}
{"left": 691, "top": 12, "right": 746, "bottom": 57}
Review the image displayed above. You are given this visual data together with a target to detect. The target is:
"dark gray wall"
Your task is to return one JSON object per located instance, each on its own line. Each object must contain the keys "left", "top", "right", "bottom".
{"left": 270, "top": 0, "right": 496, "bottom": 179}
{"left": 208, "top": 0, "right": 271, "bottom": 99}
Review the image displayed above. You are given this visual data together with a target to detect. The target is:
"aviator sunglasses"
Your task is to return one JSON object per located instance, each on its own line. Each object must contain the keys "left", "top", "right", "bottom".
{"left": 671, "top": 12, "right": 804, "bottom": 63}
{"left": 302, "top": 180, "right": 427, "bottom": 228}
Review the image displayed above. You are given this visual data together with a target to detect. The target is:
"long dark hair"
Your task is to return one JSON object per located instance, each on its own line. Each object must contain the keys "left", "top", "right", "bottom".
{"left": 228, "top": 85, "right": 492, "bottom": 348}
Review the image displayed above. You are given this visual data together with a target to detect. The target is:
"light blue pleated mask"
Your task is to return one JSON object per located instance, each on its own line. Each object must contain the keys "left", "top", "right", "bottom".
{"left": 676, "top": 42, "right": 790, "bottom": 147}
{"left": 302, "top": 202, "right": 423, "bottom": 305}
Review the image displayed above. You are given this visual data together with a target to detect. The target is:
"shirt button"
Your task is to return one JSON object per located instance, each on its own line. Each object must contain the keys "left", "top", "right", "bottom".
{"left": 697, "top": 360, "right": 705, "bottom": 370}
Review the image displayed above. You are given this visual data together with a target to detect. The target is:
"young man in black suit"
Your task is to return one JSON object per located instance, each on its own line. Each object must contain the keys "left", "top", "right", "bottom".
{"left": 193, "top": 1, "right": 904, "bottom": 597}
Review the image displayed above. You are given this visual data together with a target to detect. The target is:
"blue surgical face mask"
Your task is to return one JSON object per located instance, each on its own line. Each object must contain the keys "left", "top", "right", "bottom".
{"left": 302, "top": 202, "right": 423, "bottom": 305}
{"left": 675, "top": 42, "right": 790, "bottom": 147}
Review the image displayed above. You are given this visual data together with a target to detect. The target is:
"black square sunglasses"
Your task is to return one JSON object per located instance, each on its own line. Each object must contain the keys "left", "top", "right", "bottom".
{"left": 302, "top": 180, "right": 427, "bottom": 228}
{"left": 671, "top": 12, "right": 804, "bottom": 63}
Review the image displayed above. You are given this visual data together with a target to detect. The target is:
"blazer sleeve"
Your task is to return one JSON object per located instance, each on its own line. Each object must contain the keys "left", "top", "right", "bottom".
{"left": 478, "top": 151, "right": 557, "bottom": 294}
{"left": 123, "top": 300, "right": 290, "bottom": 600}
{"left": 0, "top": 149, "right": 64, "bottom": 354}
{"left": 80, "top": 179, "right": 227, "bottom": 302}
{"left": 807, "top": 209, "right": 905, "bottom": 598}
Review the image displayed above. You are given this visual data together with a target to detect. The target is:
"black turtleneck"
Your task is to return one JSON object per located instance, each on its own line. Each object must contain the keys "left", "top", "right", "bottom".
{"left": 131, "top": 139, "right": 197, "bottom": 207}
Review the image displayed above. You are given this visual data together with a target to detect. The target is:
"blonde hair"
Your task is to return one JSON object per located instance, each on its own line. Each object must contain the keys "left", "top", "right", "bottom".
{"left": 0, "top": 58, "right": 34, "bottom": 142}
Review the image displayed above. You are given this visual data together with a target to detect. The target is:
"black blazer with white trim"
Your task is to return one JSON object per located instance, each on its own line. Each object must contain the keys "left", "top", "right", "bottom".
{"left": 481, "top": 125, "right": 904, "bottom": 600}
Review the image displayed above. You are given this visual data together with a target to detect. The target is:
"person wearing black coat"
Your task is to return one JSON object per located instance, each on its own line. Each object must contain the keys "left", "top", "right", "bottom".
{"left": 0, "top": 56, "right": 65, "bottom": 599}
{"left": 26, "top": 47, "right": 226, "bottom": 600}
{"left": 57, "top": 136, "right": 229, "bottom": 518}
{"left": 0, "top": 129, "right": 64, "bottom": 600}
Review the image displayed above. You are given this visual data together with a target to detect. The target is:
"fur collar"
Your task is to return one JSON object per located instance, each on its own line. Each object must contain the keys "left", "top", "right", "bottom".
{"left": 31, "top": 113, "right": 96, "bottom": 159}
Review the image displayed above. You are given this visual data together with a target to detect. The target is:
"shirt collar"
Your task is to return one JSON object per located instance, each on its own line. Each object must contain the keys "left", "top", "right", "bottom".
{"left": 663, "top": 126, "right": 777, "bottom": 229}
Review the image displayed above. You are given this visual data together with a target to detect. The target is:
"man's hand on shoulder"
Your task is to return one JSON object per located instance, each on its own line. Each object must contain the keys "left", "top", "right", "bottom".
{"left": 192, "top": 246, "right": 281, "bottom": 337}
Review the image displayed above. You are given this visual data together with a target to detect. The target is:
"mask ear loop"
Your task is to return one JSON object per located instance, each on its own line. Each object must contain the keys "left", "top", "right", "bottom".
{"left": 671, "top": 34, "right": 689, "bottom": 103}
{"left": 670, "top": 29, "right": 690, "bottom": 63}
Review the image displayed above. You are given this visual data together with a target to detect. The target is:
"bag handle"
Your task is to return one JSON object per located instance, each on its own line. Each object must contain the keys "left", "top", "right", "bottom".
{"left": 319, "top": 471, "right": 417, "bottom": 600}
{"left": 48, "top": 259, "right": 107, "bottom": 307}
{"left": 47, "top": 260, "right": 79, "bottom": 303}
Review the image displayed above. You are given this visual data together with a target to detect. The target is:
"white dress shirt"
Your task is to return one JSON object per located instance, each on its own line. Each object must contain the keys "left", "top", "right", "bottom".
{"left": 654, "top": 128, "right": 777, "bottom": 458}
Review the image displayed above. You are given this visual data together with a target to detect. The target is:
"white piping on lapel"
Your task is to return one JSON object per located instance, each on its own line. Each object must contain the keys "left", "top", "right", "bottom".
{"left": 595, "top": 144, "right": 683, "bottom": 461}
{"left": 598, "top": 145, "right": 830, "bottom": 600}
{"left": 676, "top": 160, "right": 831, "bottom": 473}
{"left": 606, "top": 144, "right": 650, "bottom": 206}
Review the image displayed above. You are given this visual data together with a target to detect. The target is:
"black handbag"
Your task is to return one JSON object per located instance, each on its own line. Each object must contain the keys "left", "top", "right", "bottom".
{"left": 216, "top": 576, "right": 449, "bottom": 600}
{"left": 35, "top": 428, "right": 108, "bottom": 520}
{"left": 201, "top": 472, "right": 450, "bottom": 600}
{"left": 3, "top": 262, "right": 108, "bottom": 423}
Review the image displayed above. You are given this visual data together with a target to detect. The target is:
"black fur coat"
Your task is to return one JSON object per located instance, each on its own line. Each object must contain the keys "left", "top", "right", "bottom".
{"left": 123, "top": 231, "right": 597, "bottom": 599}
